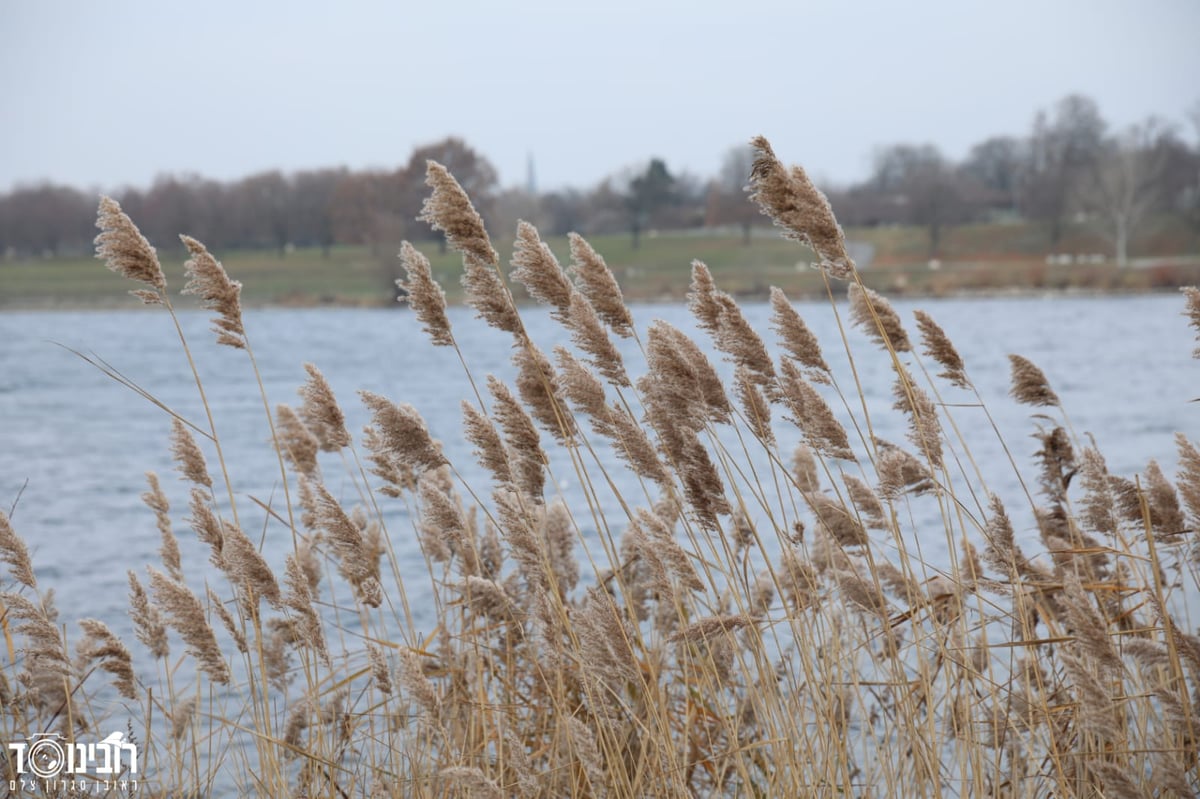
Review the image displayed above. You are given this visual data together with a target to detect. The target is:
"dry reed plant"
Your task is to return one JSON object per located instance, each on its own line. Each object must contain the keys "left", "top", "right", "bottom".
{"left": 2, "top": 137, "right": 1198, "bottom": 799}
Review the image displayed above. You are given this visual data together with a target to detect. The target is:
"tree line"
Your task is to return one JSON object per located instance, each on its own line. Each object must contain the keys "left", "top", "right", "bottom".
{"left": 2, "top": 94, "right": 1198, "bottom": 267}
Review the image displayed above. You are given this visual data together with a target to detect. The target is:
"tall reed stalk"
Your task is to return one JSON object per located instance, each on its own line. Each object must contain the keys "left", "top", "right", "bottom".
{"left": 2, "top": 137, "right": 1198, "bottom": 798}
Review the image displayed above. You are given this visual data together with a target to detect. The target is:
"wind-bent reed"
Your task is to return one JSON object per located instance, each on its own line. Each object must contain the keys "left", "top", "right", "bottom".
{"left": 2, "top": 136, "right": 1198, "bottom": 799}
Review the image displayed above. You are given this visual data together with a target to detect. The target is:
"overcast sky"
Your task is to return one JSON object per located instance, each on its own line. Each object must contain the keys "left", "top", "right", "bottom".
{"left": 2, "top": 1, "right": 1198, "bottom": 194}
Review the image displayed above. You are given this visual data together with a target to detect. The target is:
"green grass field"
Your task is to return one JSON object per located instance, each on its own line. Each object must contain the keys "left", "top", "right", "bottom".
{"left": 3, "top": 219, "right": 1199, "bottom": 309}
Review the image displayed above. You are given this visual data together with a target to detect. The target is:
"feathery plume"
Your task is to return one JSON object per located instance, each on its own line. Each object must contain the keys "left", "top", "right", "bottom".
{"left": 555, "top": 347, "right": 609, "bottom": 419}
{"left": 671, "top": 613, "right": 755, "bottom": 645}
{"left": 1060, "top": 576, "right": 1121, "bottom": 673}
{"left": 1008, "top": 354, "right": 1060, "bottom": 407}
{"left": 643, "top": 321, "right": 732, "bottom": 426}
{"left": 276, "top": 404, "right": 320, "bottom": 477}
{"left": 1176, "top": 433, "right": 1200, "bottom": 533}
{"left": 565, "top": 716, "right": 605, "bottom": 791}
{"left": 307, "top": 479, "right": 380, "bottom": 599}
{"left": 892, "top": 366, "right": 943, "bottom": 467}
{"left": 298, "top": 363, "right": 351, "bottom": 451}
{"left": 417, "top": 471, "right": 471, "bottom": 569}
{"left": 778, "top": 359, "right": 854, "bottom": 460}
{"left": 281, "top": 553, "right": 328, "bottom": 663}
{"left": 545, "top": 500, "right": 579, "bottom": 593}
{"left": 367, "top": 644, "right": 392, "bottom": 695}
{"left": 636, "top": 508, "right": 705, "bottom": 592}
{"left": 689, "top": 263, "right": 776, "bottom": 387}
{"left": 1183, "top": 286, "right": 1200, "bottom": 357}
{"left": 914, "top": 309, "right": 970, "bottom": 389}
{"left": 94, "top": 196, "right": 166, "bottom": 300}
{"left": 397, "top": 647, "right": 440, "bottom": 718}
{"left": 128, "top": 571, "right": 169, "bottom": 659}
{"left": 488, "top": 376, "right": 546, "bottom": 499}
{"left": 713, "top": 292, "right": 776, "bottom": 387}
{"left": 511, "top": 220, "right": 573, "bottom": 320}
{"left": 170, "top": 418, "right": 212, "bottom": 489}
{"left": 788, "top": 445, "right": 819, "bottom": 496}
{"left": 181, "top": 235, "right": 246, "bottom": 349}
{"left": 747, "top": 136, "right": 854, "bottom": 277}
{"left": 566, "top": 291, "right": 630, "bottom": 386}
{"left": 567, "top": 232, "right": 634, "bottom": 337}
{"left": 141, "top": 472, "right": 181, "bottom": 578}
{"left": 687, "top": 261, "right": 723, "bottom": 334}
{"left": 875, "top": 437, "right": 934, "bottom": 498}
{"left": 734, "top": 365, "right": 774, "bottom": 445}
{"left": 1142, "top": 459, "right": 1185, "bottom": 538}
{"left": 843, "top": 474, "right": 887, "bottom": 530}
{"left": 0, "top": 511, "right": 36, "bottom": 589}
{"left": 513, "top": 343, "right": 576, "bottom": 443}
{"left": 808, "top": 492, "right": 868, "bottom": 547}
{"left": 1033, "top": 426, "right": 1075, "bottom": 504}
{"left": 396, "top": 241, "right": 453, "bottom": 346}
{"left": 848, "top": 284, "right": 911, "bottom": 352}
{"left": 459, "top": 575, "right": 519, "bottom": 622}
{"left": 603, "top": 400, "right": 672, "bottom": 488}
{"left": 221, "top": 521, "right": 283, "bottom": 609}
{"left": 1078, "top": 447, "right": 1118, "bottom": 537}
{"left": 461, "top": 400, "right": 513, "bottom": 486}
{"left": 147, "top": 567, "right": 230, "bottom": 684}
{"left": 205, "top": 588, "right": 248, "bottom": 654}
{"left": 1, "top": 592, "right": 71, "bottom": 678}
{"left": 574, "top": 587, "right": 640, "bottom": 685}
{"left": 834, "top": 569, "right": 891, "bottom": 619}
{"left": 361, "top": 426, "right": 416, "bottom": 498}
{"left": 981, "top": 494, "right": 1030, "bottom": 575}
{"left": 770, "top": 287, "right": 831, "bottom": 382}
{"left": 77, "top": 620, "right": 136, "bottom": 700}
{"left": 439, "top": 767, "right": 502, "bottom": 799}
{"left": 187, "top": 488, "right": 225, "bottom": 570}
{"left": 360, "top": 390, "right": 447, "bottom": 474}
{"left": 418, "top": 161, "right": 498, "bottom": 267}
{"left": 462, "top": 254, "right": 522, "bottom": 334}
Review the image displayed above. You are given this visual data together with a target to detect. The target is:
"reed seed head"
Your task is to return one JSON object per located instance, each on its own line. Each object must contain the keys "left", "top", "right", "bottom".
{"left": 914, "top": 309, "right": 969, "bottom": 389}
{"left": 1007, "top": 354, "right": 1060, "bottom": 407}
{"left": 397, "top": 241, "right": 454, "bottom": 346}
{"left": 418, "top": 161, "right": 498, "bottom": 267}
{"left": 511, "top": 220, "right": 573, "bottom": 320}
{"left": 181, "top": 235, "right": 246, "bottom": 349}
{"left": 0, "top": 510, "right": 36, "bottom": 589}
{"left": 298, "top": 362, "right": 352, "bottom": 451}
{"left": 567, "top": 232, "right": 634, "bottom": 338}
{"left": 848, "top": 283, "right": 912, "bottom": 352}
{"left": 95, "top": 196, "right": 166, "bottom": 300}
{"left": 747, "top": 137, "right": 854, "bottom": 277}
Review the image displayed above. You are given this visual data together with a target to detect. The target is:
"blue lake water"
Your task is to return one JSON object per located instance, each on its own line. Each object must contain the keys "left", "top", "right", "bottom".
{"left": 1, "top": 293, "right": 1196, "bottom": 657}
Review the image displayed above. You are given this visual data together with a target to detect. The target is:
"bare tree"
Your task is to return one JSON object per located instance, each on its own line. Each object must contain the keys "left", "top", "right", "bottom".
{"left": 1079, "top": 118, "right": 1177, "bottom": 267}
{"left": 872, "top": 144, "right": 968, "bottom": 256}
{"left": 962, "top": 136, "right": 1027, "bottom": 215}
{"left": 290, "top": 168, "right": 345, "bottom": 257}
{"left": 706, "top": 144, "right": 758, "bottom": 244}
{"left": 625, "top": 158, "right": 676, "bottom": 249}
{"left": 1025, "top": 94, "right": 1106, "bottom": 244}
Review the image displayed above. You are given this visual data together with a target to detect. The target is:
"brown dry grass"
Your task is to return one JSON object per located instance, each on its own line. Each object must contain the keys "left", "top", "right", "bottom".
{"left": 2, "top": 138, "right": 1199, "bottom": 798}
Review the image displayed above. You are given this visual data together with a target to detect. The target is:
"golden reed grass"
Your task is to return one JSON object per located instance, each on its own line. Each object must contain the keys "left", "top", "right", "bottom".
{"left": 2, "top": 137, "right": 1199, "bottom": 798}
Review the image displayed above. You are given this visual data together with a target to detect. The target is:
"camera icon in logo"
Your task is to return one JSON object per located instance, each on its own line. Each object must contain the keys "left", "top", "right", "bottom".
{"left": 25, "top": 733, "right": 67, "bottom": 779}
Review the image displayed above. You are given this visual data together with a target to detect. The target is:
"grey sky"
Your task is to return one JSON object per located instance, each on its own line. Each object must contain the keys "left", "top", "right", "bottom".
{"left": 2, "top": 0, "right": 1197, "bottom": 194}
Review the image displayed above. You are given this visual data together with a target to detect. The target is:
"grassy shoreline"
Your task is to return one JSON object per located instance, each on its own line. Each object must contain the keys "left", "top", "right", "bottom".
{"left": 4, "top": 221, "right": 1199, "bottom": 310}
